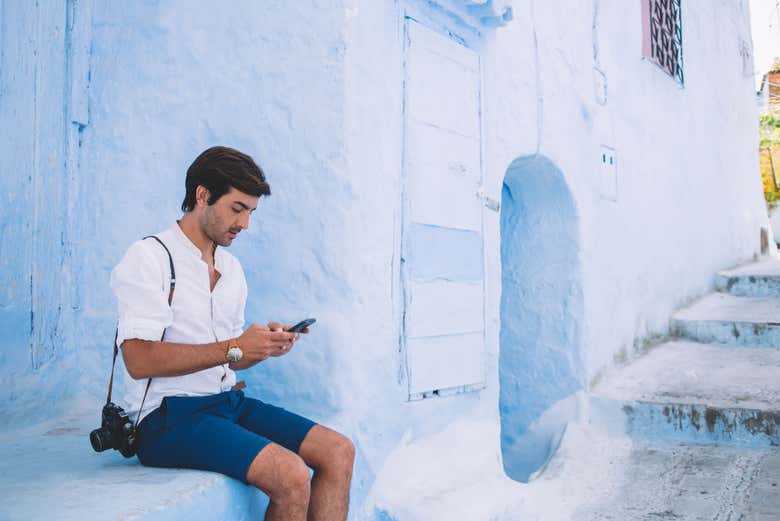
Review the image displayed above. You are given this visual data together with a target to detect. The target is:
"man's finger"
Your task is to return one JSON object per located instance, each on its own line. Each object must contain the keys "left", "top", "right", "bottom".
{"left": 272, "top": 338, "right": 293, "bottom": 348}
{"left": 271, "top": 344, "right": 291, "bottom": 356}
{"left": 268, "top": 321, "right": 283, "bottom": 331}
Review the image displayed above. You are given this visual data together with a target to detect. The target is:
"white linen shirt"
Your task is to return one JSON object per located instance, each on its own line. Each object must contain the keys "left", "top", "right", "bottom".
{"left": 110, "top": 221, "right": 247, "bottom": 422}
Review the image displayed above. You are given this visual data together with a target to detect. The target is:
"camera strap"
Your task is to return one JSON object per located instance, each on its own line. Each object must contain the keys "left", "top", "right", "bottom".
{"left": 106, "top": 235, "right": 176, "bottom": 433}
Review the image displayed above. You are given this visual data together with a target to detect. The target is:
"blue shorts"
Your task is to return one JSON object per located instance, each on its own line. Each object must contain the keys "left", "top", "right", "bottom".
{"left": 136, "top": 390, "right": 317, "bottom": 483}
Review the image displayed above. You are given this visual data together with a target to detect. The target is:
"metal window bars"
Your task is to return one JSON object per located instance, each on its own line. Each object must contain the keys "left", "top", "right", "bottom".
{"left": 642, "top": 0, "right": 684, "bottom": 85}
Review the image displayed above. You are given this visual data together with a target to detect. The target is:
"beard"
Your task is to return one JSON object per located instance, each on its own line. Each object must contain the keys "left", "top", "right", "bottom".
{"left": 201, "top": 209, "right": 237, "bottom": 247}
{"left": 210, "top": 230, "right": 231, "bottom": 247}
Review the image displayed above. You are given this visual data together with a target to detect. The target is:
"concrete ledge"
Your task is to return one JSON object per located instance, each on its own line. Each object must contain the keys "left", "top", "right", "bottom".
{"left": 673, "top": 293, "right": 780, "bottom": 324}
{"left": 591, "top": 341, "right": 780, "bottom": 446}
{"left": 590, "top": 396, "right": 780, "bottom": 447}
{"left": 672, "top": 293, "right": 780, "bottom": 346}
{"left": 620, "top": 401, "right": 780, "bottom": 447}
{"left": 717, "top": 259, "right": 780, "bottom": 277}
{"left": 715, "top": 273, "right": 780, "bottom": 297}
{"left": 0, "top": 413, "right": 269, "bottom": 521}
{"left": 714, "top": 258, "right": 780, "bottom": 297}
{"left": 593, "top": 341, "right": 780, "bottom": 410}
{"left": 671, "top": 319, "right": 780, "bottom": 347}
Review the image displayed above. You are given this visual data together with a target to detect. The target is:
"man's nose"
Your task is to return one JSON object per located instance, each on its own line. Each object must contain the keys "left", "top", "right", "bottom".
{"left": 237, "top": 211, "right": 250, "bottom": 230}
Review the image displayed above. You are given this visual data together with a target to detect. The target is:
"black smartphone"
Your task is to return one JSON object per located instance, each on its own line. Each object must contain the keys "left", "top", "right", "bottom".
{"left": 287, "top": 318, "right": 316, "bottom": 333}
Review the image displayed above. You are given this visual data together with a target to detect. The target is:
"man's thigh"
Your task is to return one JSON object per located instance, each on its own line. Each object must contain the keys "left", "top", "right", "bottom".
{"left": 138, "top": 408, "right": 270, "bottom": 483}
{"left": 236, "top": 395, "right": 317, "bottom": 454}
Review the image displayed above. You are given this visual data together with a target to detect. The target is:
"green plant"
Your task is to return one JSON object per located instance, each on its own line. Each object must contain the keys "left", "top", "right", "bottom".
{"left": 759, "top": 113, "right": 780, "bottom": 210}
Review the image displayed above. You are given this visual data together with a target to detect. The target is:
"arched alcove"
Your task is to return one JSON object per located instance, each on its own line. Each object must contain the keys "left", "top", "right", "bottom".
{"left": 499, "top": 154, "right": 584, "bottom": 482}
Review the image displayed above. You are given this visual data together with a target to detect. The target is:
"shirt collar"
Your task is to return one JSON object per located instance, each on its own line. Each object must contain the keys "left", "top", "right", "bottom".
{"left": 172, "top": 221, "right": 202, "bottom": 258}
{"left": 172, "top": 221, "right": 226, "bottom": 266}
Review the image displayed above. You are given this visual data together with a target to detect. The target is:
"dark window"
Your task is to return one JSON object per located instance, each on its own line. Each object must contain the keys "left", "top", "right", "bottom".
{"left": 642, "top": 0, "right": 684, "bottom": 85}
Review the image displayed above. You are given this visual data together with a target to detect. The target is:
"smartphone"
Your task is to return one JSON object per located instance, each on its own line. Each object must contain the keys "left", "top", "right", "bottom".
{"left": 287, "top": 318, "right": 316, "bottom": 333}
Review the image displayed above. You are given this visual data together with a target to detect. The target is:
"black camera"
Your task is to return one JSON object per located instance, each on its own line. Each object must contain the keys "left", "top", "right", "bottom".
{"left": 89, "top": 402, "right": 137, "bottom": 458}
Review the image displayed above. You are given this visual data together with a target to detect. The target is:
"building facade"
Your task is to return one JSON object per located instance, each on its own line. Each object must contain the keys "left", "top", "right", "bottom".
{"left": 0, "top": 0, "right": 769, "bottom": 518}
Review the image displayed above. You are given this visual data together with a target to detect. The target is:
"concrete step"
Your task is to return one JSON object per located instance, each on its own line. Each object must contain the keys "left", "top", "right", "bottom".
{"left": 574, "top": 440, "right": 780, "bottom": 521}
{"left": 715, "top": 258, "right": 780, "bottom": 297}
{"left": 671, "top": 292, "right": 780, "bottom": 347}
{"left": 0, "top": 413, "right": 269, "bottom": 521}
{"left": 591, "top": 341, "right": 780, "bottom": 447}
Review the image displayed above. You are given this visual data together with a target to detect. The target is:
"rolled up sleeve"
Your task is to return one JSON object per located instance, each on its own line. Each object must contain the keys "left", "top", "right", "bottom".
{"left": 110, "top": 240, "right": 172, "bottom": 349}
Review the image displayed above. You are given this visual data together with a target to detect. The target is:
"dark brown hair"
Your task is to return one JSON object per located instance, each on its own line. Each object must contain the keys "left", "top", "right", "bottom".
{"left": 181, "top": 146, "right": 271, "bottom": 212}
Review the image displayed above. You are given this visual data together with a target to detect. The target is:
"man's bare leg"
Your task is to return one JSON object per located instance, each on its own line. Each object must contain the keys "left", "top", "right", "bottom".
{"left": 246, "top": 443, "right": 311, "bottom": 521}
{"left": 298, "top": 425, "right": 355, "bottom": 521}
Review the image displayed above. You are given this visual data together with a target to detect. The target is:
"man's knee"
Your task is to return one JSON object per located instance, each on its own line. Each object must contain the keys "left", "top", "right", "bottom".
{"left": 273, "top": 460, "right": 311, "bottom": 502}
{"left": 246, "top": 444, "right": 311, "bottom": 503}
{"left": 323, "top": 433, "right": 355, "bottom": 478}
{"left": 300, "top": 426, "right": 356, "bottom": 478}
{"left": 334, "top": 435, "right": 356, "bottom": 469}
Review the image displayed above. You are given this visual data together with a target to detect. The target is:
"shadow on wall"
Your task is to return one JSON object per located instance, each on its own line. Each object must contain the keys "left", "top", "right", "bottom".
{"left": 499, "top": 154, "right": 585, "bottom": 483}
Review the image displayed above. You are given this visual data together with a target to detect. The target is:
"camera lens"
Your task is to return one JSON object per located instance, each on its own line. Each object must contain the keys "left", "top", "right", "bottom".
{"left": 89, "top": 428, "right": 112, "bottom": 452}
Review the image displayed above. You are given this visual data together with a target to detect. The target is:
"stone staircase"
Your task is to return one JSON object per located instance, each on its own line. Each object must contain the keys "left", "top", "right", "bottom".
{"left": 588, "top": 259, "right": 780, "bottom": 519}
{"left": 594, "top": 259, "right": 780, "bottom": 447}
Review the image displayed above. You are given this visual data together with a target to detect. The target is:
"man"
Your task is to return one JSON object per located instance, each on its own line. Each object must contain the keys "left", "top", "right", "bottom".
{"left": 111, "top": 146, "right": 354, "bottom": 521}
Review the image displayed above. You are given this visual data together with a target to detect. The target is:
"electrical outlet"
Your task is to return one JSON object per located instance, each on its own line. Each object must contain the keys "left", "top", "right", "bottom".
{"left": 599, "top": 145, "right": 617, "bottom": 201}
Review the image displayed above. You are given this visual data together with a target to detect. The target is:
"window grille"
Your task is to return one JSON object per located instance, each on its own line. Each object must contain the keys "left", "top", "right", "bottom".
{"left": 642, "top": 0, "right": 684, "bottom": 85}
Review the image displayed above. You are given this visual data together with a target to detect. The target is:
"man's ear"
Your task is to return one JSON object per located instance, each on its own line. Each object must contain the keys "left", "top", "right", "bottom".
{"left": 195, "top": 185, "right": 211, "bottom": 208}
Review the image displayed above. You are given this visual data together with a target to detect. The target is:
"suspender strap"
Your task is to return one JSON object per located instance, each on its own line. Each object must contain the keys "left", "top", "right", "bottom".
{"left": 105, "top": 236, "right": 176, "bottom": 432}
{"left": 106, "top": 330, "right": 120, "bottom": 405}
{"left": 142, "top": 235, "right": 176, "bottom": 291}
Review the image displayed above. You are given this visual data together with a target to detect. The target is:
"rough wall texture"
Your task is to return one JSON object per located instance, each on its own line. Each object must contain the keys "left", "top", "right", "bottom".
{"left": 0, "top": 0, "right": 352, "bottom": 422}
{"left": 480, "top": 0, "right": 767, "bottom": 383}
{"left": 346, "top": 0, "right": 770, "bottom": 515}
{"left": 0, "top": 0, "right": 90, "bottom": 422}
{"left": 0, "top": 0, "right": 770, "bottom": 519}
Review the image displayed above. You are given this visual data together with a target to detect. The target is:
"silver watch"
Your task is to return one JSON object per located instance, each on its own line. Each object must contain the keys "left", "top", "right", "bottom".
{"left": 226, "top": 344, "right": 243, "bottom": 363}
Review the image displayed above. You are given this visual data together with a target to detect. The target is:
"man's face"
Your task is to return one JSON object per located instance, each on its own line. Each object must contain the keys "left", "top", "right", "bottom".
{"left": 199, "top": 186, "right": 259, "bottom": 247}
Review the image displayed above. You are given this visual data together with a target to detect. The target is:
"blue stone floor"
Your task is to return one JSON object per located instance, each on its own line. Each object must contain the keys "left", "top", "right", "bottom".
{"left": 573, "top": 441, "right": 780, "bottom": 520}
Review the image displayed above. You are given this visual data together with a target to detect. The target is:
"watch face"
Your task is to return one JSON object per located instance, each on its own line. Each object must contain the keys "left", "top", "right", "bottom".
{"left": 227, "top": 347, "right": 243, "bottom": 363}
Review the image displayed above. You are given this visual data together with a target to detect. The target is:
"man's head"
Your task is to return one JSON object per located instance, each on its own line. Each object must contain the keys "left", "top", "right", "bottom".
{"left": 182, "top": 146, "right": 271, "bottom": 247}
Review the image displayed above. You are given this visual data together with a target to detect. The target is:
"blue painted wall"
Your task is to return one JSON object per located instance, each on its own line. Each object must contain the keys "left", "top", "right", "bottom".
{"left": 0, "top": 0, "right": 772, "bottom": 519}
{"left": 0, "top": 0, "right": 353, "bottom": 424}
{"left": 0, "top": 0, "right": 89, "bottom": 423}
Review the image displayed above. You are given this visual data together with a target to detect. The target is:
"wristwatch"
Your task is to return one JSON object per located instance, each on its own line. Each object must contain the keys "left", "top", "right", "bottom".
{"left": 226, "top": 338, "right": 243, "bottom": 363}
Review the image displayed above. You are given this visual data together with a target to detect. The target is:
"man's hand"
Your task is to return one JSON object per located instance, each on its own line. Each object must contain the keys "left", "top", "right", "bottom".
{"left": 237, "top": 323, "right": 298, "bottom": 362}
